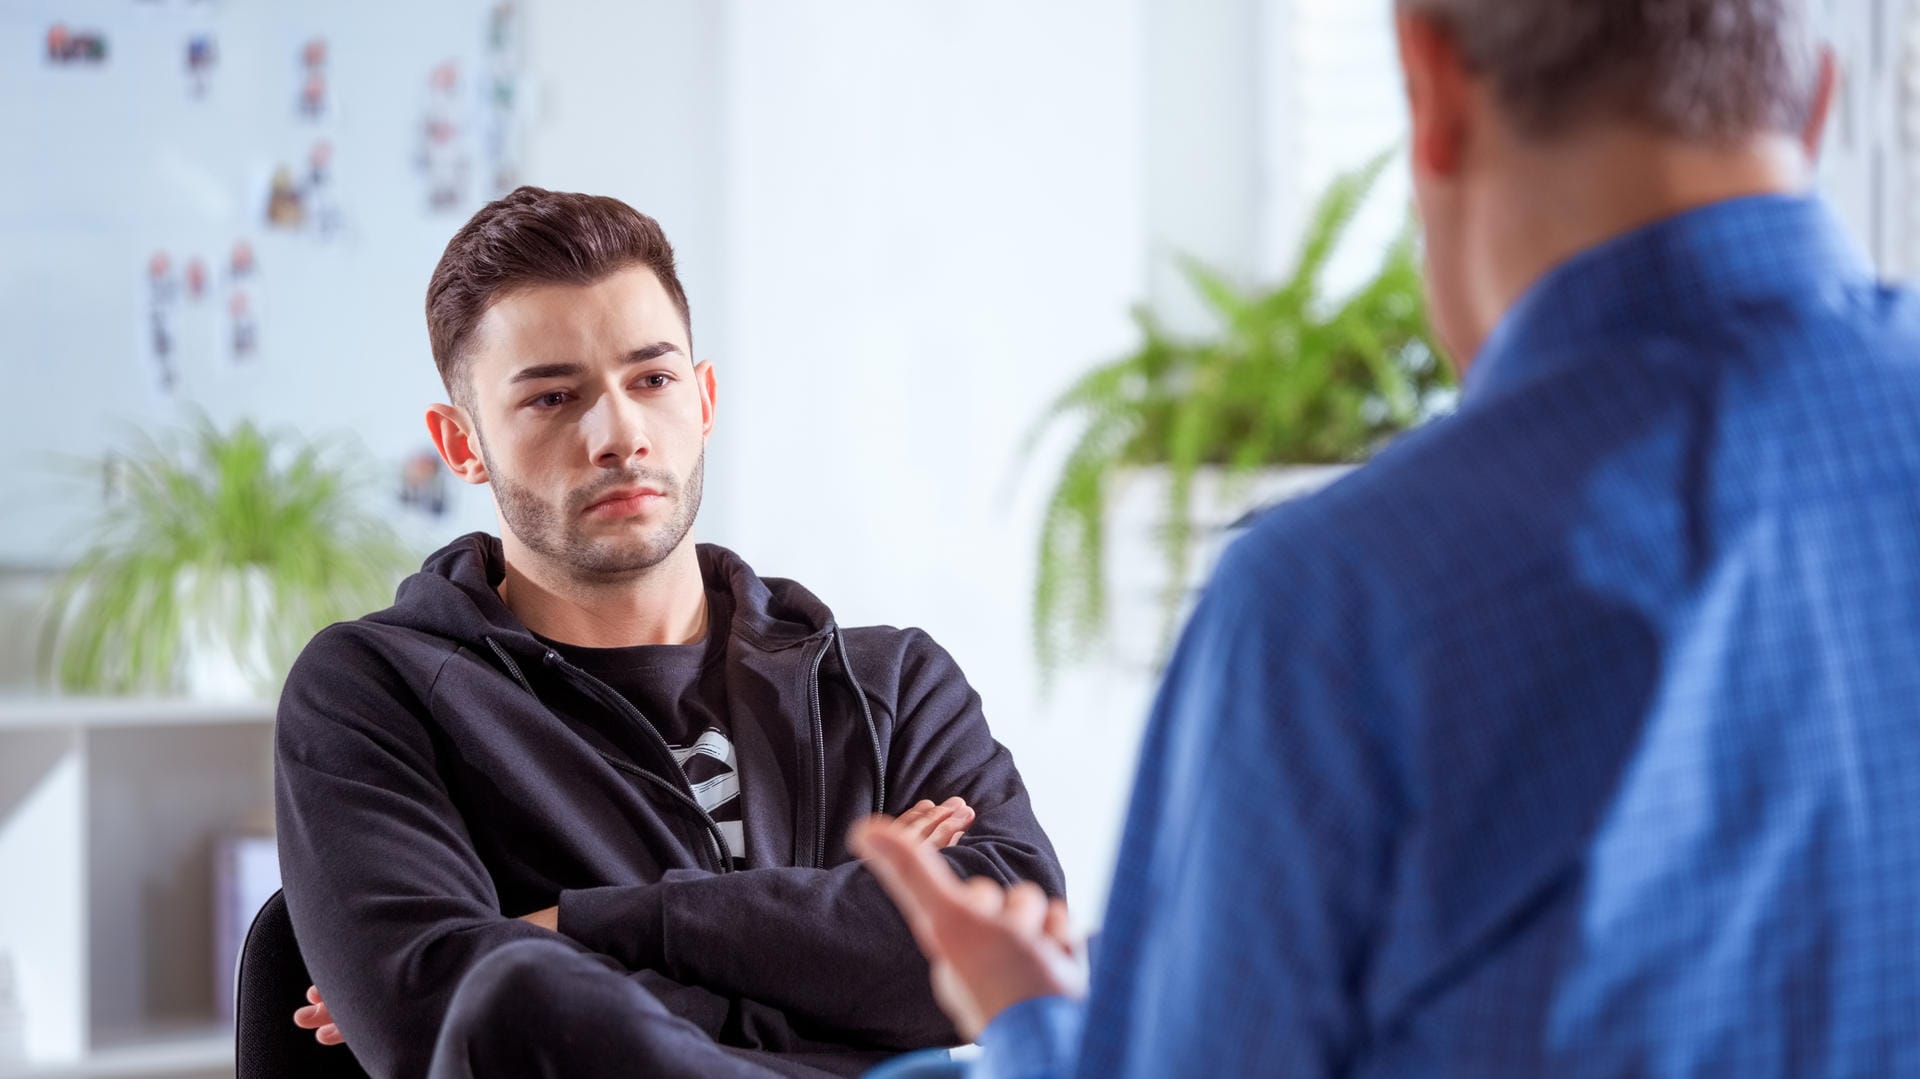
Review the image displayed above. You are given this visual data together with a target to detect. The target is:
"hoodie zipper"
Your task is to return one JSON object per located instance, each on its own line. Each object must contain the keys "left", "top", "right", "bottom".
{"left": 485, "top": 637, "right": 733, "bottom": 873}
{"left": 807, "top": 638, "right": 830, "bottom": 869}
{"left": 545, "top": 650, "right": 736, "bottom": 873}
{"left": 833, "top": 629, "right": 887, "bottom": 816}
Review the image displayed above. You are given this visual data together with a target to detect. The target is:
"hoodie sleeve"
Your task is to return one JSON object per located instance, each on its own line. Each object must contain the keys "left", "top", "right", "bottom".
{"left": 556, "top": 628, "right": 1066, "bottom": 1051}
{"left": 275, "top": 626, "right": 593, "bottom": 1079}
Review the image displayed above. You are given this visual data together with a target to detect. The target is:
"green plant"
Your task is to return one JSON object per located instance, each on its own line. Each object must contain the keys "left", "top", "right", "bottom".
{"left": 40, "top": 414, "right": 415, "bottom": 695}
{"left": 1024, "top": 149, "right": 1454, "bottom": 677}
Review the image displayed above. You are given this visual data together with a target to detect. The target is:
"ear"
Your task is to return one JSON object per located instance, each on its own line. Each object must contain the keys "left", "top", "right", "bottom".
{"left": 1397, "top": 10, "right": 1473, "bottom": 178}
{"left": 1801, "top": 46, "right": 1839, "bottom": 162}
{"left": 426, "top": 403, "right": 490, "bottom": 485}
{"left": 694, "top": 360, "right": 718, "bottom": 441}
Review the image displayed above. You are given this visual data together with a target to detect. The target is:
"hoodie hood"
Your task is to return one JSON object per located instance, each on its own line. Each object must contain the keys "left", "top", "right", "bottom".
{"left": 372, "top": 532, "right": 836, "bottom": 657}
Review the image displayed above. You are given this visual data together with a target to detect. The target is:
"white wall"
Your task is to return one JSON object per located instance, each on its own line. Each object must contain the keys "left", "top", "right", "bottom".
{"left": 1143, "top": 0, "right": 1264, "bottom": 330}
{"left": 711, "top": 0, "right": 1151, "bottom": 918}
{"left": 521, "top": 0, "right": 735, "bottom": 536}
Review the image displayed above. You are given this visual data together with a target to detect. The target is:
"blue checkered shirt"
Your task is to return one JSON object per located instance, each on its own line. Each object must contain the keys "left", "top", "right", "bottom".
{"left": 979, "top": 196, "right": 1920, "bottom": 1078}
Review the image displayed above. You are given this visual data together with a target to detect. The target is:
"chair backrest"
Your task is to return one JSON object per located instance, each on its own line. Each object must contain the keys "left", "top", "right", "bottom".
{"left": 235, "top": 889, "right": 372, "bottom": 1079}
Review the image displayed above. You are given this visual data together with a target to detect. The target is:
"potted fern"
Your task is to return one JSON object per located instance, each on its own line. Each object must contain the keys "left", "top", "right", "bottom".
{"left": 40, "top": 415, "right": 415, "bottom": 698}
{"left": 1025, "top": 150, "right": 1454, "bottom": 676}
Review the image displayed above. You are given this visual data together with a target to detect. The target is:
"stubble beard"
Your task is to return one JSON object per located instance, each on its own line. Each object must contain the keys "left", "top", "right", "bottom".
{"left": 479, "top": 428, "right": 705, "bottom": 583}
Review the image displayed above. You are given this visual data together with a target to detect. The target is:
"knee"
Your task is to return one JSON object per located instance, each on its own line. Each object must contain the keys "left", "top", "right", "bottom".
{"left": 430, "top": 937, "right": 672, "bottom": 1079}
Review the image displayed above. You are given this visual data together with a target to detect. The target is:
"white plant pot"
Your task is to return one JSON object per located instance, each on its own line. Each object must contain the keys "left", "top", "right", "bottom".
{"left": 176, "top": 567, "right": 277, "bottom": 701}
{"left": 1102, "top": 463, "right": 1355, "bottom": 670}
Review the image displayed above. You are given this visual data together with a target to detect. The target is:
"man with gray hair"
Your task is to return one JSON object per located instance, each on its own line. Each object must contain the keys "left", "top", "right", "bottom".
{"left": 855, "top": 1, "right": 1920, "bottom": 1076}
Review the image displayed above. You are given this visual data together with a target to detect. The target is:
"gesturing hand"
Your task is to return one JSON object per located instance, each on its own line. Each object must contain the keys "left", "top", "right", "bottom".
{"left": 850, "top": 814, "right": 1084, "bottom": 1042}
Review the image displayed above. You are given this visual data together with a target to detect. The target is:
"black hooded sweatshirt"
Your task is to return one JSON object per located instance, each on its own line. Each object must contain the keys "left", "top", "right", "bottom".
{"left": 274, "top": 534, "right": 1065, "bottom": 1078}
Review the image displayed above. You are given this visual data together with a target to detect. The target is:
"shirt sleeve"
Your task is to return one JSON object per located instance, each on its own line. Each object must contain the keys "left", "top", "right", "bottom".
{"left": 985, "top": 528, "right": 1404, "bottom": 1078}
{"left": 978, "top": 995, "right": 1084, "bottom": 1079}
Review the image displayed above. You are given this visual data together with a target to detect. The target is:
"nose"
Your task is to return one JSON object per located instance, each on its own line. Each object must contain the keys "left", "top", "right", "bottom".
{"left": 583, "top": 390, "right": 651, "bottom": 468}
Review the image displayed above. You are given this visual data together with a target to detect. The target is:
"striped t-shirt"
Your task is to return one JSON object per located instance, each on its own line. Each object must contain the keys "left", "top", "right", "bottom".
{"left": 536, "top": 598, "right": 745, "bottom": 868}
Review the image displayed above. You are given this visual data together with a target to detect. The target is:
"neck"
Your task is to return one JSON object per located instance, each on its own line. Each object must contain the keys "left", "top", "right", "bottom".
{"left": 1459, "top": 126, "right": 1814, "bottom": 363}
{"left": 497, "top": 534, "right": 709, "bottom": 648}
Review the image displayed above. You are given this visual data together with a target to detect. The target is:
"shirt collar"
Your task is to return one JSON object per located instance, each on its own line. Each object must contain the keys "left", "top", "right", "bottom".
{"left": 1462, "top": 194, "right": 1874, "bottom": 403}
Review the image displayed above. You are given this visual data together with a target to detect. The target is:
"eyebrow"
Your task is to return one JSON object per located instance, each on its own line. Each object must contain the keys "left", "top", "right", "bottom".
{"left": 507, "top": 342, "right": 684, "bottom": 384}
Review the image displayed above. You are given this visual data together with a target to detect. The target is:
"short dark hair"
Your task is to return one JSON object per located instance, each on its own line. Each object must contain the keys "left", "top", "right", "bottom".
{"left": 1398, "top": 0, "right": 1822, "bottom": 140}
{"left": 425, "top": 186, "right": 692, "bottom": 406}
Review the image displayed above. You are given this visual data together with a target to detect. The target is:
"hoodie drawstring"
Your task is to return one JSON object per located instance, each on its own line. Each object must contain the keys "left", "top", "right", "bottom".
{"left": 832, "top": 628, "right": 888, "bottom": 817}
{"left": 484, "top": 636, "right": 536, "bottom": 696}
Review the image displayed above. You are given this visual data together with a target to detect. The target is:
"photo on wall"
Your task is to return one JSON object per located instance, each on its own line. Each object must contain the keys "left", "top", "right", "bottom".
{"left": 255, "top": 140, "right": 345, "bottom": 241}
{"left": 45, "top": 24, "right": 108, "bottom": 67}
{"left": 185, "top": 33, "right": 217, "bottom": 98}
{"left": 220, "top": 239, "right": 262, "bottom": 365}
{"left": 293, "top": 34, "right": 328, "bottom": 121}
{"left": 416, "top": 60, "right": 470, "bottom": 212}
{"left": 138, "top": 251, "right": 180, "bottom": 397}
{"left": 481, "top": 1, "right": 528, "bottom": 199}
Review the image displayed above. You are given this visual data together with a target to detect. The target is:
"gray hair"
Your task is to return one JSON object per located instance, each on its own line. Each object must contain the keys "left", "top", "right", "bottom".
{"left": 1396, "top": 0, "right": 1822, "bottom": 140}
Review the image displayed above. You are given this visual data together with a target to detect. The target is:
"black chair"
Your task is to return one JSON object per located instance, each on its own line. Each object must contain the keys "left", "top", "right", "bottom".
{"left": 236, "top": 889, "right": 371, "bottom": 1079}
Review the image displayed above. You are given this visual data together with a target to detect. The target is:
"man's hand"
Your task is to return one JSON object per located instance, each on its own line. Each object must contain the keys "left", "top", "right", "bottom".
{"left": 292, "top": 984, "right": 344, "bottom": 1046}
{"left": 291, "top": 905, "right": 562, "bottom": 1046}
{"left": 892, "top": 796, "right": 977, "bottom": 849}
{"left": 850, "top": 814, "right": 1084, "bottom": 1041}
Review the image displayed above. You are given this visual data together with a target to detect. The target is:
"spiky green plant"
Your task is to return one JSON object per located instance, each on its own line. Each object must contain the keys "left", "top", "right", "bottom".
{"left": 1024, "top": 149, "right": 1455, "bottom": 677}
{"left": 40, "top": 415, "right": 415, "bottom": 695}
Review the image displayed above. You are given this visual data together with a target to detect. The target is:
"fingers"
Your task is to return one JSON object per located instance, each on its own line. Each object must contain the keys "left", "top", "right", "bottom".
{"left": 294, "top": 985, "right": 345, "bottom": 1046}
{"left": 894, "top": 797, "right": 973, "bottom": 845}
{"left": 961, "top": 875, "right": 1007, "bottom": 915}
{"left": 292, "top": 1000, "right": 332, "bottom": 1030}
{"left": 894, "top": 800, "right": 941, "bottom": 842}
{"left": 850, "top": 815, "right": 974, "bottom": 954}
{"left": 927, "top": 802, "right": 976, "bottom": 849}
{"left": 1044, "top": 897, "right": 1073, "bottom": 951}
{"left": 1001, "top": 881, "right": 1051, "bottom": 935}
{"left": 295, "top": 1006, "right": 342, "bottom": 1045}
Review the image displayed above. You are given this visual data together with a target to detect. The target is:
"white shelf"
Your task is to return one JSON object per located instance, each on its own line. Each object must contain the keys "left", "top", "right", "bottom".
{"left": 0, "top": 699, "right": 275, "bottom": 1070}
{"left": 0, "top": 698, "right": 274, "bottom": 732}
{"left": 0, "top": 1024, "right": 230, "bottom": 1079}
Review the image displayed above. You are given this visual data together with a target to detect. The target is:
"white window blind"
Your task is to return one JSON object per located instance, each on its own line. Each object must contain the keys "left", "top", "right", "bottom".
{"left": 1259, "top": 0, "right": 1917, "bottom": 283}
{"left": 1258, "top": 0, "right": 1410, "bottom": 296}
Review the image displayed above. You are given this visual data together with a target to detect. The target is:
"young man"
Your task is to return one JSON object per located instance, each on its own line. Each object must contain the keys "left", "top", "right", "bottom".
{"left": 274, "top": 187, "right": 1065, "bottom": 1079}
{"left": 857, "top": 1, "right": 1920, "bottom": 1076}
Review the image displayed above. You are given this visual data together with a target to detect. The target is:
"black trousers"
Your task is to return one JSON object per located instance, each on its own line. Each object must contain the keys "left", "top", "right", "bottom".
{"left": 426, "top": 938, "right": 889, "bottom": 1079}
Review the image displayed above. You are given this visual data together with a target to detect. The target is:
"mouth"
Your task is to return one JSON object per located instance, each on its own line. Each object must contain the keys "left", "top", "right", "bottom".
{"left": 583, "top": 487, "right": 666, "bottom": 519}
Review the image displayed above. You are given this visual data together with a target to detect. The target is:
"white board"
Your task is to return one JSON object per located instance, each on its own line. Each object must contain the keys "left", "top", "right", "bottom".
{"left": 0, "top": 0, "right": 515, "bottom": 566}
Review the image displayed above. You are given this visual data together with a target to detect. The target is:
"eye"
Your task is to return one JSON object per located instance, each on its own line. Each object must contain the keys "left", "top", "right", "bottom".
{"left": 638, "top": 373, "right": 674, "bottom": 390}
{"left": 526, "top": 390, "right": 573, "bottom": 409}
